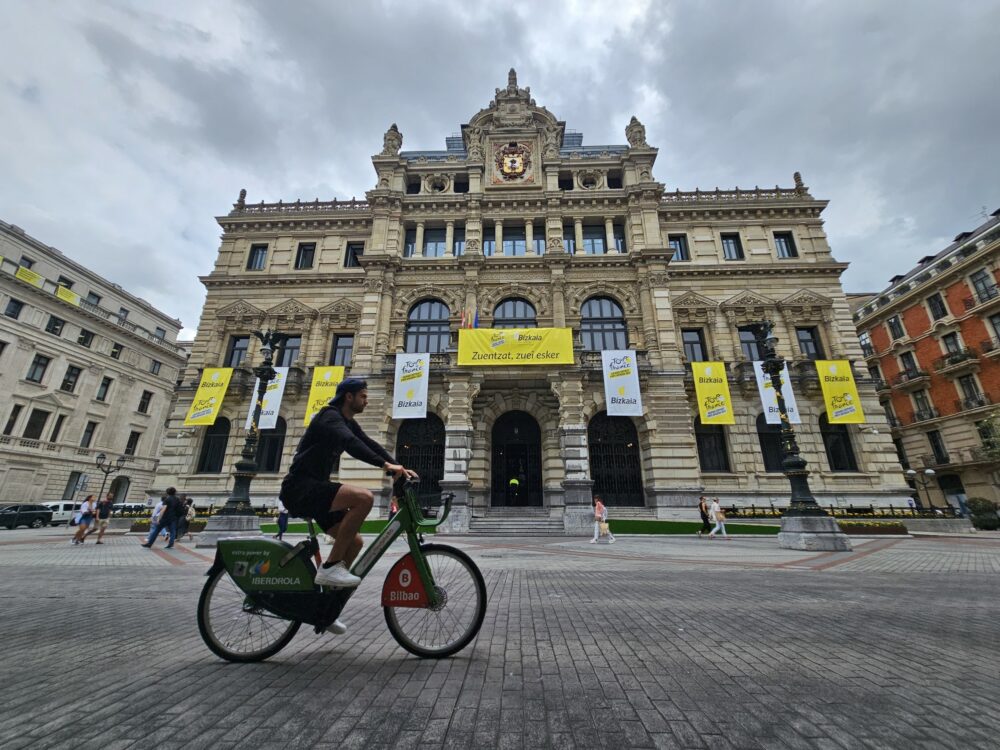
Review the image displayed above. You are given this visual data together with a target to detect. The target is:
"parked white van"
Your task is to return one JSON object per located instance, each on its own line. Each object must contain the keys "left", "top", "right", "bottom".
{"left": 44, "top": 502, "right": 81, "bottom": 526}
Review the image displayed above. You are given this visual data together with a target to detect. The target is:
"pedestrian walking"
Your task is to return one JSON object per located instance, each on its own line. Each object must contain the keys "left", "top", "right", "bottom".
{"left": 142, "top": 487, "right": 182, "bottom": 549}
{"left": 697, "top": 495, "right": 712, "bottom": 537}
{"left": 84, "top": 492, "right": 114, "bottom": 544}
{"left": 275, "top": 499, "right": 289, "bottom": 541}
{"left": 590, "top": 495, "right": 616, "bottom": 544}
{"left": 708, "top": 497, "right": 728, "bottom": 539}
{"left": 183, "top": 498, "right": 196, "bottom": 541}
{"left": 175, "top": 496, "right": 195, "bottom": 542}
{"left": 72, "top": 495, "right": 97, "bottom": 545}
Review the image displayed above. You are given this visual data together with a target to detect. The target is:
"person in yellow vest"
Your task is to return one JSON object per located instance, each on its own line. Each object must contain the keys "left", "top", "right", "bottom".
{"left": 508, "top": 475, "right": 520, "bottom": 505}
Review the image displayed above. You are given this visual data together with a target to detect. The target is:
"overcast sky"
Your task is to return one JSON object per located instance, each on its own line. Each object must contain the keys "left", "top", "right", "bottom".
{"left": 3, "top": 1, "right": 998, "bottom": 337}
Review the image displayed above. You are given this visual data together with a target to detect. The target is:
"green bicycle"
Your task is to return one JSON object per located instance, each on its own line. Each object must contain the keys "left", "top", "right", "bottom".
{"left": 197, "top": 479, "right": 486, "bottom": 661}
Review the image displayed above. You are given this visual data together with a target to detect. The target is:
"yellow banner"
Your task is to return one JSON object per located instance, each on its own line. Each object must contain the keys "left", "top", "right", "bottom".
{"left": 692, "top": 362, "right": 735, "bottom": 424}
{"left": 458, "top": 328, "right": 574, "bottom": 366}
{"left": 305, "top": 366, "right": 345, "bottom": 425}
{"left": 55, "top": 285, "right": 80, "bottom": 306}
{"left": 183, "top": 368, "right": 234, "bottom": 426}
{"left": 15, "top": 266, "right": 44, "bottom": 288}
{"left": 816, "top": 360, "right": 866, "bottom": 424}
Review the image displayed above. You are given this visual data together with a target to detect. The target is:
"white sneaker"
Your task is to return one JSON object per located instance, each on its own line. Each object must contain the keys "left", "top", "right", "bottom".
{"left": 326, "top": 618, "right": 347, "bottom": 635}
{"left": 314, "top": 562, "right": 361, "bottom": 588}
{"left": 589, "top": 539, "right": 596, "bottom": 544}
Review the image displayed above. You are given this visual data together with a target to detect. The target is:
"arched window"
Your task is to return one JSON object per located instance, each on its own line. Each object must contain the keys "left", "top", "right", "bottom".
{"left": 588, "top": 411, "right": 643, "bottom": 506}
{"left": 395, "top": 414, "right": 445, "bottom": 498}
{"left": 197, "top": 417, "right": 230, "bottom": 474}
{"left": 819, "top": 414, "right": 858, "bottom": 471}
{"left": 580, "top": 296, "right": 627, "bottom": 351}
{"left": 694, "top": 416, "right": 730, "bottom": 473}
{"left": 257, "top": 416, "right": 287, "bottom": 473}
{"left": 405, "top": 299, "right": 450, "bottom": 353}
{"left": 494, "top": 298, "right": 537, "bottom": 328}
{"left": 756, "top": 413, "right": 784, "bottom": 472}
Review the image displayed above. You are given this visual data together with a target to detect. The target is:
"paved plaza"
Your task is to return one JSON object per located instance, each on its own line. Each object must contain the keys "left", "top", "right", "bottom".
{"left": 0, "top": 528, "right": 998, "bottom": 749}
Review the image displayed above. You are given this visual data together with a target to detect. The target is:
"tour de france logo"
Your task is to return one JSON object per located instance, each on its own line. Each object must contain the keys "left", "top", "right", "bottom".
{"left": 400, "top": 358, "right": 425, "bottom": 381}
{"left": 490, "top": 332, "right": 506, "bottom": 348}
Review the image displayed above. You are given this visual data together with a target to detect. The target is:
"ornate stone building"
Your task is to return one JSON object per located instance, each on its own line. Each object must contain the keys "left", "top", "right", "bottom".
{"left": 0, "top": 220, "right": 186, "bottom": 505}
{"left": 156, "top": 70, "right": 909, "bottom": 531}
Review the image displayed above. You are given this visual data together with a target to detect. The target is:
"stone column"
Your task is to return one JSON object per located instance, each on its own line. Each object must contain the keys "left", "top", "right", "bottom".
{"left": 549, "top": 373, "right": 593, "bottom": 535}
{"left": 437, "top": 374, "right": 481, "bottom": 534}
{"left": 574, "top": 218, "right": 585, "bottom": 255}
{"left": 414, "top": 222, "right": 425, "bottom": 258}
{"left": 525, "top": 219, "right": 535, "bottom": 255}
{"left": 605, "top": 218, "right": 618, "bottom": 255}
{"left": 494, "top": 220, "right": 504, "bottom": 257}
{"left": 445, "top": 221, "right": 455, "bottom": 257}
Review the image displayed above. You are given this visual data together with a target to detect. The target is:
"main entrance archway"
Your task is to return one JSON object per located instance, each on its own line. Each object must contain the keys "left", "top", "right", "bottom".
{"left": 395, "top": 414, "right": 445, "bottom": 498}
{"left": 491, "top": 411, "right": 542, "bottom": 506}
{"left": 588, "top": 411, "right": 643, "bottom": 506}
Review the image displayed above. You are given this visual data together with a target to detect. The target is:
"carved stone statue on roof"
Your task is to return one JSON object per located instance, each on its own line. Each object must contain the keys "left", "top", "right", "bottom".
{"left": 625, "top": 116, "right": 648, "bottom": 148}
{"left": 380, "top": 123, "right": 403, "bottom": 156}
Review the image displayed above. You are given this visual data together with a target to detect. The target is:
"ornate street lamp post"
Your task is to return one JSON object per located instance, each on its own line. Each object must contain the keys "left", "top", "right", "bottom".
{"left": 95, "top": 453, "right": 127, "bottom": 507}
{"left": 752, "top": 321, "right": 851, "bottom": 551}
{"left": 197, "top": 329, "right": 287, "bottom": 547}
{"left": 906, "top": 468, "right": 936, "bottom": 510}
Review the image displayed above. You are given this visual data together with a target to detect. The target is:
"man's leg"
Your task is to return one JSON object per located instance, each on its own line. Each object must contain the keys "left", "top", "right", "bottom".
{"left": 325, "top": 485, "right": 374, "bottom": 565}
{"left": 143, "top": 522, "right": 162, "bottom": 546}
{"left": 166, "top": 520, "right": 177, "bottom": 547}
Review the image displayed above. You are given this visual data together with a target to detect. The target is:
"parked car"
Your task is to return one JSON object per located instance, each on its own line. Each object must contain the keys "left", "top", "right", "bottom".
{"left": 0, "top": 504, "right": 54, "bottom": 529}
{"left": 44, "top": 502, "right": 81, "bottom": 526}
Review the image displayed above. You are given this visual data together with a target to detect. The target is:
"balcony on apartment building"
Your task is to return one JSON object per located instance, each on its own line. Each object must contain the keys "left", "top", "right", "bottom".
{"left": 891, "top": 368, "right": 931, "bottom": 391}
{"left": 933, "top": 347, "right": 979, "bottom": 375}
{"left": 979, "top": 338, "right": 1000, "bottom": 359}
{"left": 912, "top": 407, "right": 940, "bottom": 423}
{"left": 963, "top": 283, "right": 1000, "bottom": 311}
{"left": 955, "top": 392, "right": 992, "bottom": 412}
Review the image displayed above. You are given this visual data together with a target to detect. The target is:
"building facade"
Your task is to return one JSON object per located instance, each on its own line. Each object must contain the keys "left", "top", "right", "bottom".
{"left": 851, "top": 208, "right": 1000, "bottom": 509}
{"left": 156, "top": 71, "right": 909, "bottom": 531}
{"left": 0, "top": 221, "right": 187, "bottom": 505}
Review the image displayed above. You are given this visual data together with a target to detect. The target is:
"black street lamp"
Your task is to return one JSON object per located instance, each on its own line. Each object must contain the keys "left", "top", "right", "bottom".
{"left": 95, "top": 452, "right": 127, "bottom": 506}
{"left": 906, "top": 468, "right": 937, "bottom": 509}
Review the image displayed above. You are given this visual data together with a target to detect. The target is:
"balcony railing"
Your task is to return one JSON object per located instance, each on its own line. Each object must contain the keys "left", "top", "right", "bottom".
{"left": 933, "top": 347, "right": 978, "bottom": 372}
{"left": 891, "top": 369, "right": 930, "bottom": 387}
{"left": 872, "top": 378, "right": 889, "bottom": 392}
{"left": 980, "top": 338, "right": 1000, "bottom": 356}
{"left": 920, "top": 453, "right": 952, "bottom": 467}
{"left": 963, "top": 284, "right": 1000, "bottom": 310}
{"left": 0, "top": 435, "right": 158, "bottom": 471}
{"left": 912, "top": 407, "right": 940, "bottom": 423}
{"left": 955, "top": 392, "right": 992, "bottom": 411}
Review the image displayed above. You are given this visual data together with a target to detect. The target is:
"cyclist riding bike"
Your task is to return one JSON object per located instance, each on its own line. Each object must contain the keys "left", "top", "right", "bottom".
{"left": 279, "top": 378, "right": 418, "bottom": 619}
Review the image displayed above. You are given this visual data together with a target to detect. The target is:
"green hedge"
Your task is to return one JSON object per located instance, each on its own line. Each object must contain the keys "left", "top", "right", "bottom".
{"left": 607, "top": 519, "right": 779, "bottom": 535}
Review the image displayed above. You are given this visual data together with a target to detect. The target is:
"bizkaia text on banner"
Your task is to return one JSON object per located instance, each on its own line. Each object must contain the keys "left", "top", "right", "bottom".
{"left": 753, "top": 362, "right": 801, "bottom": 424}
{"left": 184, "top": 368, "right": 234, "bottom": 426}
{"left": 304, "top": 366, "right": 345, "bottom": 425}
{"left": 392, "top": 353, "right": 429, "bottom": 419}
{"left": 691, "top": 362, "right": 736, "bottom": 424}
{"left": 601, "top": 350, "right": 643, "bottom": 416}
{"left": 244, "top": 367, "right": 289, "bottom": 431}
{"left": 815, "top": 360, "right": 866, "bottom": 424}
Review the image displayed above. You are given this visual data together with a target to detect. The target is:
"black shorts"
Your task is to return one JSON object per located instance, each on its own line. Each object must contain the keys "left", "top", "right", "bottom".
{"left": 279, "top": 477, "right": 347, "bottom": 532}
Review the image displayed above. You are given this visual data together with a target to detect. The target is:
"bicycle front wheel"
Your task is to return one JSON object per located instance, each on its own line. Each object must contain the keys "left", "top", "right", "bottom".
{"left": 384, "top": 544, "right": 487, "bottom": 659}
{"left": 197, "top": 568, "right": 301, "bottom": 662}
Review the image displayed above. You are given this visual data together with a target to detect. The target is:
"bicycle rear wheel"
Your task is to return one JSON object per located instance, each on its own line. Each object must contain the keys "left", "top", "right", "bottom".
{"left": 197, "top": 568, "right": 300, "bottom": 662}
{"left": 384, "top": 544, "right": 487, "bottom": 658}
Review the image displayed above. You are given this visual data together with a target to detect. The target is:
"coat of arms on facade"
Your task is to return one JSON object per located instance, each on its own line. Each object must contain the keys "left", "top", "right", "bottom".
{"left": 492, "top": 141, "right": 534, "bottom": 184}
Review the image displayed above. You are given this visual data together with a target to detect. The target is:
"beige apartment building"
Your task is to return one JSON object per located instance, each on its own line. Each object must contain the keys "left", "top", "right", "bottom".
{"left": 851, "top": 208, "right": 1000, "bottom": 509}
{"left": 156, "top": 70, "right": 909, "bottom": 532}
{"left": 0, "top": 220, "right": 187, "bottom": 506}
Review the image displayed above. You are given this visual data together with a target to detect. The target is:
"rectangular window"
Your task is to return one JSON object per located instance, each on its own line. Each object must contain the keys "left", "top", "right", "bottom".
{"left": 424, "top": 230, "right": 447, "bottom": 258}
{"left": 899, "top": 351, "right": 918, "bottom": 373}
{"left": 19, "top": 256, "right": 35, "bottom": 269}
{"left": 957, "top": 374, "right": 980, "bottom": 400}
{"left": 45, "top": 315, "right": 65, "bottom": 336}
{"left": 927, "top": 430, "right": 948, "bottom": 464}
{"left": 62, "top": 471, "right": 82, "bottom": 500}
{"left": 22, "top": 409, "right": 51, "bottom": 440}
{"left": 893, "top": 438, "right": 910, "bottom": 470}
{"left": 795, "top": 327, "right": 824, "bottom": 359}
{"left": 668, "top": 234, "right": 690, "bottom": 261}
{"left": 502, "top": 226, "right": 527, "bottom": 257}
{"left": 613, "top": 224, "right": 627, "bottom": 253}
{"left": 581, "top": 225, "right": 606, "bottom": 255}
{"left": 80, "top": 421, "right": 98, "bottom": 448}
{"left": 85, "top": 292, "right": 102, "bottom": 306}
{"left": 989, "top": 313, "right": 1000, "bottom": 342}
{"left": 345, "top": 242, "right": 365, "bottom": 267}
{"left": 110, "top": 342, "right": 123, "bottom": 360}
{"left": 970, "top": 269, "right": 998, "bottom": 303}
{"left": 124, "top": 430, "right": 141, "bottom": 456}
{"left": 483, "top": 227, "right": 496, "bottom": 257}
{"left": 276, "top": 336, "right": 301, "bottom": 367}
{"left": 976, "top": 420, "right": 999, "bottom": 449}
{"left": 403, "top": 229, "right": 417, "bottom": 258}
{"left": 738, "top": 326, "right": 762, "bottom": 360}
{"left": 5, "top": 298, "right": 25, "bottom": 319}
{"left": 294, "top": 242, "right": 316, "bottom": 269}
{"left": 926, "top": 293, "right": 948, "bottom": 320}
{"left": 330, "top": 334, "right": 354, "bottom": 367}
{"left": 26, "top": 354, "right": 50, "bottom": 383}
{"left": 49, "top": 414, "right": 66, "bottom": 443}
{"left": 118, "top": 307, "right": 129, "bottom": 320}
{"left": 246, "top": 244, "right": 268, "bottom": 271}
{"left": 77, "top": 329, "right": 94, "bottom": 347}
{"left": 138, "top": 390, "right": 153, "bottom": 414}
{"left": 562, "top": 225, "right": 576, "bottom": 254}
{"left": 154, "top": 326, "right": 167, "bottom": 340}
{"left": 941, "top": 332, "right": 961, "bottom": 353}
{"left": 721, "top": 233, "right": 744, "bottom": 260}
{"left": 3, "top": 404, "right": 23, "bottom": 436}
{"left": 57, "top": 275, "right": 74, "bottom": 290}
{"left": 682, "top": 329, "right": 707, "bottom": 362}
{"left": 96, "top": 376, "right": 113, "bottom": 402}
{"left": 887, "top": 315, "right": 905, "bottom": 340}
{"left": 60, "top": 365, "right": 83, "bottom": 393}
{"left": 912, "top": 389, "right": 932, "bottom": 413}
{"left": 227, "top": 336, "right": 250, "bottom": 367}
{"left": 859, "top": 331, "right": 873, "bottom": 357}
{"left": 453, "top": 228, "right": 466, "bottom": 257}
{"left": 774, "top": 231, "right": 798, "bottom": 258}
{"left": 150, "top": 360, "right": 162, "bottom": 375}
{"left": 867, "top": 365, "right": 882, "bottom": 381}
{"left": 533, "top": 233, "right": 545, "bottom": 255}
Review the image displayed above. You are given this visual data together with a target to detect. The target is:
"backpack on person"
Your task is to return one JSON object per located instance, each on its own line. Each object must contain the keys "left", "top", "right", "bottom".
{"left": 185, "top": 505, "right": 196, "bottom": 522}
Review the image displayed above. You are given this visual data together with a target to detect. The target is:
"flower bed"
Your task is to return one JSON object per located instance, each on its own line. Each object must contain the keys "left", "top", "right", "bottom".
{"left": 836, "top": 520, "right": 907, "bottom": 535}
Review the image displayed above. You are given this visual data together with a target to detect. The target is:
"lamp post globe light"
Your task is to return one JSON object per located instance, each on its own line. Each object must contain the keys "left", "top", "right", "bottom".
{"left": 905, "top": 468, "right": 937, "bottom": 509}
{"left": 752, "top": 321, "right": 852, "bottom": 552}
{"left": 197, "top": 328, "right": 287, "bottom": 548}
{"left": 95, "top": 452, "right": 127, "bottom": 509}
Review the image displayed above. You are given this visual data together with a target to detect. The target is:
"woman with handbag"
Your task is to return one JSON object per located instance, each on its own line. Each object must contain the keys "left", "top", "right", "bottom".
{"left": 590, "top": 495, "right": 616, "bottom": 544}
{"left": 72, "top": 495, "right": 96, "bottom": 545}
{"left": 708, "top": 496, "right": 728, "bottom": 539}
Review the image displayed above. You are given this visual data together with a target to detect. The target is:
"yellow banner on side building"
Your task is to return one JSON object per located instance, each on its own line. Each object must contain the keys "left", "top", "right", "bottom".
{"left": 183, "top": 368, "right": 234, "bottom": 426}
{"left": 305, "top": 366, "right": 345, "bottom": 425}
{"left": 691, "top": 362, "right": 735, "bottom": 424}
{"left": 55, "top": 285, "right": 81, "bottom": 306}
{"left": 15, "top": 266, "right": 44, "bottom": 288}
{"left": 816, "top": 360, "right": 866, "bottom": 423}
{"left": 457, "top": 328, "right": 574, "bottom": 366}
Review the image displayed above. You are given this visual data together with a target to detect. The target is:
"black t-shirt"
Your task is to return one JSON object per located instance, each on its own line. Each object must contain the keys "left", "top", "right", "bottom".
{"left": 97, "top": 500, "right": 113, "bottom": 520}
{"left": 284, "top": 405, "right": 395, "bottom": 485}
{"left": 160, "top": 495, "right": 182, "bottom": 523}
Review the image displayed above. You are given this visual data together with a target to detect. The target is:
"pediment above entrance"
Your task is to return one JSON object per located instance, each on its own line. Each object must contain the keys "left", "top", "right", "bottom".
{"left": 318, "top": 298, "right": 362, "bottom": 324}
{"left": 777, "top": 289, "right": 833, "bottom": 309}
{"left": 266, "top": 299, "right": 317, "bottom": 321}
{"left": 671, "top": 291, "right": 718, "bottom": 309}
{"left": 720, "top": 291, "right": 776, "bottom": 310}
{"left": 215, "top": 300, "right": 265, "bottom": 321}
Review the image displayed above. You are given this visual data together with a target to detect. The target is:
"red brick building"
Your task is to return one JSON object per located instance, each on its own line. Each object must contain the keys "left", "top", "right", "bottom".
{"left": 851, "top": 208, "right": 1000, "bottom": 509}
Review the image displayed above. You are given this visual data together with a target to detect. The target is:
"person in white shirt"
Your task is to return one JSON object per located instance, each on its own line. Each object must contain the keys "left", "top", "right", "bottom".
{"left": 72, "top": 495, "right": 96, "bottom": 545}
{"left": 275, "top": 499, "right": 289, "bottom": 541}
{"left": 708, "top": 497, "right": 728, "bottom": 539}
